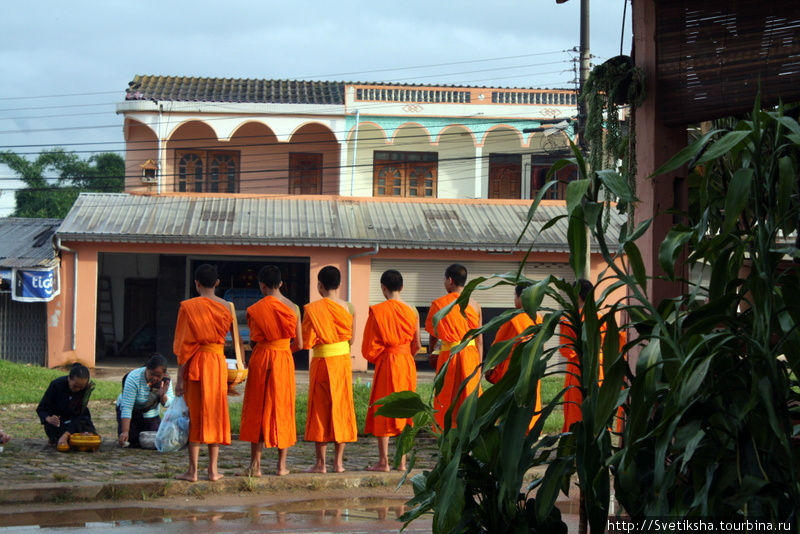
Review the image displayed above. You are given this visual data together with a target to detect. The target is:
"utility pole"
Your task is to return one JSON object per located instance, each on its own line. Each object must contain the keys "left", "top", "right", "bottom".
{"left": 578, "top": 0, "right": 593, "bottom": 283}
{"left": 578, "top": 0, "right": 591, "bottom": 152}
{"left": 578, "top": 4, "right": 591, "bottom": 534}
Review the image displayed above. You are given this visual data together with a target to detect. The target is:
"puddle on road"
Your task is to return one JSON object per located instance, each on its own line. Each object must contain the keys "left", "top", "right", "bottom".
{"left": 0, "top": 497, "right": 431, "bottom": 533}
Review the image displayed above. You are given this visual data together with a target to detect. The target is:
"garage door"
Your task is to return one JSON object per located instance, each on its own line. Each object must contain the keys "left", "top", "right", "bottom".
{"left": 0, "top": 293, "right": 46, "bottom": 365}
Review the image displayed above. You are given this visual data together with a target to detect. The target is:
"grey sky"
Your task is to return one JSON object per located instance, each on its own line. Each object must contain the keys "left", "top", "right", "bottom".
{"left": 0, "top": 0, "right": 632, "bottom": 215}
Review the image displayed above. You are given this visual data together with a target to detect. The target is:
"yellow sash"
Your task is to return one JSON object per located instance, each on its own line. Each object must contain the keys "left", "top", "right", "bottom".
{"left": 313, "top": 340, "right": 350, "bottom": 358}
{"left": 260, "top": 338, "right": 291, "bottom": 350}
{"left": 440, "top": 339, "right": 476, "bottom": 352}
{"left": 198, "top": 343, "right": 224, "bottom": 355}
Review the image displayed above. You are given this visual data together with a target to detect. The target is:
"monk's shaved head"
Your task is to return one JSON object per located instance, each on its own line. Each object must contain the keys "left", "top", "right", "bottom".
{"left": 318, "top": 266, "right": 341, "bottom": 290}
{"left": 194, "top": 264, "right": 219, "bottom": 288}
{"left": 258, "top": 265, "right": 282, "bottom": 289}
{"left": 577, "top": 278, "right": 593, "bottom": 301}
{"left": 515, "top": 283, "right": 530, "bottom": 297}
{"left": 445, "top": 264, "right": 467, "bottom": 288}
{"left": 380, "top": 269, "right": 403, "bottom": 292}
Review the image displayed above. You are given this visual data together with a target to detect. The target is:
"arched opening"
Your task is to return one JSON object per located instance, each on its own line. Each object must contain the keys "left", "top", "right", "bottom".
{"left": 123, "top": 118, "right": 158, "bottom": 192}
{"left": 348, "top": 122, "right": 388, "bottom": 197}
{"left": 373, "top": 123, "right": 437, "bottom": 198}
{"left": 437, "top": 125, "right": 477, "bottom": 199}
{"left": 287, "top": 123, "right": 339, "bottom": 195}
{"left": 483, "top": 126, "right": 524, "bottom": 199}
{"left": 229, "top": 122, "right": 282, "bottom": 194}
{"left": 528, "top": 131, "right": 574, "bottom": 200}
{"left": 167, "top": 121, "right": 236, "bottom": 193}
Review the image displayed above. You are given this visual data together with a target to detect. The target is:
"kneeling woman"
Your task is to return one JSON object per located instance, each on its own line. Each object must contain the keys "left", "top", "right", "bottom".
{"left": 36, "top": 363, "right": 97, "bottom": 448}
{"left": 116, "top": 354, "right": 174, "bottom": 447}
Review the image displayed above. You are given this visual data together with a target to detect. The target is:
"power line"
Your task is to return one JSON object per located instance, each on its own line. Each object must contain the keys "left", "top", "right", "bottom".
{"left": 0, "top": 50, "right": 573, "bottom": 102}
{"left": 0, "top": 149, "right": 575, "bottom": 193}
{"left": 0, "top": 58, "right": 577, "bottom": 116}
{"left": 296, "top": 50, "right": 573, "bottom": 78}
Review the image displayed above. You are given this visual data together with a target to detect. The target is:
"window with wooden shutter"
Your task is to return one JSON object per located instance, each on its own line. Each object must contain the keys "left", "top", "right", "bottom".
{"left": 175, "top": 150, "right": 239, "bottom": 193}
{"left": 289, "top": 153, "right": 323, "bottom": 194}
{"left": 373, "top": 151, "right": 438, "bottom": 198}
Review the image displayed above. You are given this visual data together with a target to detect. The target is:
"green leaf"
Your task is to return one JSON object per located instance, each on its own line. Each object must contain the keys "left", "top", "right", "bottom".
{"left": 515, "top": 313, "right": 560, "bottom": 406}
{"left": 624, "top": 241, "right": 647, "bottom": 289}
{"left": 583, "top": 201, "right": 603, "bottom": 228}
{"left": 622, "top": 218, "right": 652, "bottom": 246}
{"left": 597, "top": 169, "right": 637, "bottom": 203}
{"left": 568, "top": 214, "right": 588, "bottom": 278}
{"left": 518, "top": 180, "right": 560, "bottom": 245}
{"left": 535, "top": 458, "right": 574, "bottom": 524}
{"left": 777, "top": 115, "right": 800, "bottom": 136}
{"left": 678, "top": 354, "right": 713, "bottom": 399}
{"left": 722, "top": 168, "right": 753, "bottom": 233}
{"left": 658, "top": 229, "right": 692, "bottom": 279}
{"left": 374, "top": 390, "right": 429, "bottom": 418}
{"left": 651, "top": 129, "right": 720, "bottom": 176}
{"left": 520, "top": 276, "right": 550, "bottom": 317}
{"left": 698, "top": 131, "right": 751, "bottom": 164}
{"left": 777, "top": 156, "right": 795, "bottom": 226}
{"left": 435, "top": 450, "right": 466, "bottom": 532}
{"left": 566, "top": 179, "right": 591, "bottom": 216}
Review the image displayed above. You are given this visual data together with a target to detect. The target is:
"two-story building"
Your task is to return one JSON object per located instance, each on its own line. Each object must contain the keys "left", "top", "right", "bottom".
{"left": 48, "top": 75, "right": 621, "bottom": 370}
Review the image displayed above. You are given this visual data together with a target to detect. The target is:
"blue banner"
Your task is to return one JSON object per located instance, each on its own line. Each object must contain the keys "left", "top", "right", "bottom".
{"left": 12, "top": 267, "right": 60, "bottom": 302}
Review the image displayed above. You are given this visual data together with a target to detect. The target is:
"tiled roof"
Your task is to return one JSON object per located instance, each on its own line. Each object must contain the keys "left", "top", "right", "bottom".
{"left": 57, "top": 194, "right": 624, "bottom": 253}
{"left": 124, "top": 75, "right": 569, "bottom": 105}
{"left": 0, "top": 218, "right": 61, "bottom": 268}
{"left": 126, "top": 75, "right": 346, "bottom": 105}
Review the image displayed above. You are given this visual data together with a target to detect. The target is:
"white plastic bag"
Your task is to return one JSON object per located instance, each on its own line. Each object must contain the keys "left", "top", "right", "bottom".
{"left": 155, "top": 395, "right": 190, "bottom": 452}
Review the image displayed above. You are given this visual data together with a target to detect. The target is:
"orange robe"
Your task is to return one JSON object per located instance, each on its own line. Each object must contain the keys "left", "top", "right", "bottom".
{"left": 302, "top": 298, "right": 357, "bottom": 443}
{"left": 362, "top": 300, "right": 418, "bottom": 437}
{"left": 488, "top": 312, "right": 543, "bottom": 430}
{"left": 426, "top": 292, "right": 481, "bottom": 430}
{"left": 560, "top": 315, "right": 621, "bottom": 433}
{"left": 173, "top": 297, "right": 232, "bottom": 445}
{"left": 239, "top": 296, "right": 298, "bottom": 449}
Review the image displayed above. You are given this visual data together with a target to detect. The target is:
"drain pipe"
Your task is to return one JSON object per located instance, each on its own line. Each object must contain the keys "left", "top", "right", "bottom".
{"left": 55, "top": 236, "right": 77, "bottom": 351}
{"left": 347, "top": 244, "right": 380, "bottom": 302}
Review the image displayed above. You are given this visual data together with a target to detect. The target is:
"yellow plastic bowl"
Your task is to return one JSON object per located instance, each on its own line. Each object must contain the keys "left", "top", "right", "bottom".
{"left": 56, "top": 442, "right": 70, "bottom": 452}
{"left": 227, "top": 368, "right": 248, "bottom": 386}
{"left": 68, "top": 433, "right": 101, "bottom": 452}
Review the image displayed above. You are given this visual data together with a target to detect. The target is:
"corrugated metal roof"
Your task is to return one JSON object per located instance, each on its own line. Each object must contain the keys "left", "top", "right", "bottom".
{"left": 0, "top": 218, "right": 61, "bottom": 268}
{"left": 57, "top": 193, "right": 624, "bottom": 253}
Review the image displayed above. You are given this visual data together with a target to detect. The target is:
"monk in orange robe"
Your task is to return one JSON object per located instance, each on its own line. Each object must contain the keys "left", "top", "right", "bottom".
{"left": 363, "top": 269, "right": 421, "bottom": 472}
{"left": 560, "top": 279, "right": 628, "bottom": 434}
{"left": 426, "top": 263, "right": 483, "bottom": 431}
{"left": 302, "top": 265, "right": 357, "bottom": 473}
{"left": 560, "top": 279, "right": 594, "bottom": 434}
{"left": 486, "top": 283, "right": 543, "bottom": 431}
{"left": 173, "top": 263, "right": 232, "bottom": 482}
{"left": 239, "top": 265, "right": 302, "bottom": 477}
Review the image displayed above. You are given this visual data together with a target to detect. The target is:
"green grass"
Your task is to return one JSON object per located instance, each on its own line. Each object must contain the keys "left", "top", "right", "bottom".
{"left": 0, "top": 360, "right": 121, "bottom": 404}
{"left": 228, "top": 376, "right": 562, "bottom": 437}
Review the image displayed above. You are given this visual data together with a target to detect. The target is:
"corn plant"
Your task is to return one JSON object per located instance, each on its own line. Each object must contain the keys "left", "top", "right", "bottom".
{"left": 378, "top": 102, "right": 800, "bottom": 532}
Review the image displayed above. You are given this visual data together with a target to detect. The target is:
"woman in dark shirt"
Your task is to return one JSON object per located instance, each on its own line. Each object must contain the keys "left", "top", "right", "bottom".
{"left": 36, "top": 363, "right": 96, "bottom": 447}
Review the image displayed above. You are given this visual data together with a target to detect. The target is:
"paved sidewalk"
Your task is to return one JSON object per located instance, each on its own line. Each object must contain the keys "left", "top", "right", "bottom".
{"left": 0, "top": 429, "right": 439, "bottom": 506}
{"left": 0, "top": 367, "right": 440, "bottom": 506}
